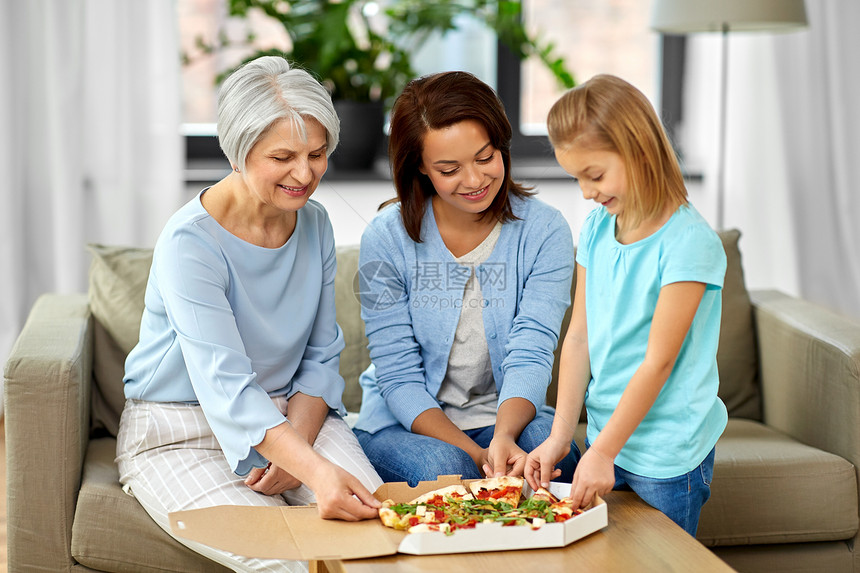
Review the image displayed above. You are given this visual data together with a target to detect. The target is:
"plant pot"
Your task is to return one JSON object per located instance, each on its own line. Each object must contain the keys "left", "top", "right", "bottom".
{"left": 332, "top": 100, "right": 385, "bottom": 171}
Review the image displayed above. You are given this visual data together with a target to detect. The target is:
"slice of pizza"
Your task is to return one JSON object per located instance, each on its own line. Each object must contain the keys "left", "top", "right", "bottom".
{"left": 379, "top": 498, "right": 453, "bottom": 531}
{"left": 378, "top": 500, "right": 414, "bottom": 531}
{"left": 468, "top": 476, "right": 524, "bottom": 508}
{"left": 409, "top": 484, "right": 471, "bottom": 506}
{"left": 529, "top": 486, "right": 560, "bottom": 504}
{"left": 549, "top": 497, "right": 584, "bottom": 523}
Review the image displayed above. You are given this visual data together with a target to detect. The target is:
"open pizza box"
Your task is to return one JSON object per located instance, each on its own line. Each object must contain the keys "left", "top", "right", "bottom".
{"left": 168, "top": 475, "right": 608, "bottom": 560}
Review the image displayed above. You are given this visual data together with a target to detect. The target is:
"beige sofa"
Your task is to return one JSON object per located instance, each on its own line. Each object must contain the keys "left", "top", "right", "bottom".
{"left": 5, "top": 230, "right": 860, "bottom": 572}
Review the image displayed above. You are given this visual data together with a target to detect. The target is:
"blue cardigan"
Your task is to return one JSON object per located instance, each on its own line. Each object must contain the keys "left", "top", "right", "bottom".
{"left": 354, "top": 195, "right": 575, "bottom": 434}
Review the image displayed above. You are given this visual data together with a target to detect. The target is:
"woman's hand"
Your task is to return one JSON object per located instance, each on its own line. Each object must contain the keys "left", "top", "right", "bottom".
{"left": 569, "top": 446, "right": 615, "bottom": 509}
{"left": 251, "top": 420, "right": 380, "bottom": 520}
{"left": 244, "top": 462, "right": 302, "bottom": 496}
{"left": 524, "top": 435, "right": 569, "bottom": 491}
{"left": 471, "top": 447, "right": 491, "bottom": 477}
{"left": 485, "top": 435, "right": 527, "bottom": 477}
{"left": 486, "top": 398, "right": 537, "bottom": 477}
{"left": 309, "top": 461, "right": 382, "bottom": 521}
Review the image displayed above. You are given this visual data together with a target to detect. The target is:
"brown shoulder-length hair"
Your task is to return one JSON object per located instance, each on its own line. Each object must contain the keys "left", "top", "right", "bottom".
{"left": 547, "top": 74, "right": 687, "bottom": 228}
{"left": 385, "top": 71, "right": 533, "bottom": 242}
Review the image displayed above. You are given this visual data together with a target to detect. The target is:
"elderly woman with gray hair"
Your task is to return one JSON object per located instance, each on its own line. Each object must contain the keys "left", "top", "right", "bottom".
{"left": 115, "top": 56, "right": 382, "bottom": 572}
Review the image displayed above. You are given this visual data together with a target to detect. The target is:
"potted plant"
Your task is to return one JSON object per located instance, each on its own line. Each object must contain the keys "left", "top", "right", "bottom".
{"left": 191, "top": 0, "right": 575, "bottom": 170}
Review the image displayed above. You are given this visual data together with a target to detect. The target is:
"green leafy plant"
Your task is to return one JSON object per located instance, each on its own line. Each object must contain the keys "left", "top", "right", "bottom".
{"left": 189, "top": 0, "right": 575, "bottom": 106}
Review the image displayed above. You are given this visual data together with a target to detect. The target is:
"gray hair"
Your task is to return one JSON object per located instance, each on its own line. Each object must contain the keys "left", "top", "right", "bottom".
{"left": 217, "top": 56, "right": 340, "bottom": 172}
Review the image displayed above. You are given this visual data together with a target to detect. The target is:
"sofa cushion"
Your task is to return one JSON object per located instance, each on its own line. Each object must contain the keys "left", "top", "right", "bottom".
{"left": 72, "top": 437, "right": 230, "bottom": 572}
{"left": 87, "top": 244, "right": 153, "bottom": 436}
{"left": 698, "top": 418, "right": 858, "bottom": 546}
{"left": 716, "top": 229, "right": 761, "bottom": 420}
{"left": 333, "top": 245, "right": 371, "bottom": 412}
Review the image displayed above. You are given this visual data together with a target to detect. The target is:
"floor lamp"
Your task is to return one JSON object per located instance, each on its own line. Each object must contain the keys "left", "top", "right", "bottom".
{"left": 650, "top": 0, "right": 808, "bottom": 230}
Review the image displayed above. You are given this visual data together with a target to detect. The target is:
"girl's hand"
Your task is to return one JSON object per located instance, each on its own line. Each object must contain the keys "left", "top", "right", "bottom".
{"left": 524, "top": 435, "right": 568, "bottom": 491}
{"left": 484, "top": 435, "right": 527, "bottom": 477}
{"left": 569, "top": 447, "right": 615, "bottom": 509}
{"left": 310, "top": 462, "right": 382, "bottom": 521}
{"left": 244, "top": 463, "right": 302, "bottom": 495}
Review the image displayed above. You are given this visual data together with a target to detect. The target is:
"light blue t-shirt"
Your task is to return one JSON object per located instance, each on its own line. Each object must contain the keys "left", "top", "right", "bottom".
{"left": 123, "top": 191, "right": 345, "bottom": 476}
{"left": 577, "top": 203, "right": 728, "bottom": 478}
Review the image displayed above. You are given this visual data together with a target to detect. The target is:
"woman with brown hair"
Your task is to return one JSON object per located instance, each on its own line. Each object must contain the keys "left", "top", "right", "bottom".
{"left": 353, "top": 71, "right": 581, "bottom": 486}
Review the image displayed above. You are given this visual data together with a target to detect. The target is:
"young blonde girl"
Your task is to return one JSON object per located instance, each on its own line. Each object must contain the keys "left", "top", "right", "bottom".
{"left": 524, "top": 74, "right": 727, "bottom": 536}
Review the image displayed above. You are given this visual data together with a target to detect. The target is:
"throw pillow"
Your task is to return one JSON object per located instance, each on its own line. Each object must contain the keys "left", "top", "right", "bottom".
{"left": 716, "top": 229, "right": 761, "bottom": 420}
{"left": 334, "top": 245, "right": 371, "bottom": 412}
{"left": 86, "top": 244, "right": 152, "bottom": 436}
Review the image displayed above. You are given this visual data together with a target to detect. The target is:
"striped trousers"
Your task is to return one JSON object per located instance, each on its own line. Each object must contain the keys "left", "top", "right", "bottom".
{"left": 116, "top": 398, "right": 383, "bottom": 572}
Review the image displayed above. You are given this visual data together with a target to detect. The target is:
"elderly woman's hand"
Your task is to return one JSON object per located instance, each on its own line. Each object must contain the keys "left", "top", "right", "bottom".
{"left": 244, "top": 462, "right": 302, "bottom": 496}
{"left": 309, "top": 461, "right": 382, "bottom": 521}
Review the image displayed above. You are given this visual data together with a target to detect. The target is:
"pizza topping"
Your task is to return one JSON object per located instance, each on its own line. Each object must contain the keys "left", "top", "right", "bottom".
{"left": 468, "top": 476, "right": 524, "bottom": 508}
{"left": 474, "top": 485, "right": 521, "bottom": 501}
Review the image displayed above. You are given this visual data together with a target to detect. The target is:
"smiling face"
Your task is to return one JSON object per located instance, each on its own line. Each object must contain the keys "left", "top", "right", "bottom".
{"left": 554, "top": 142, "right": 629, "bottom": 218}
{"left": 418, "top": 119, "right": 505, "bottom": 220}
{"left": 241, "top": 117, "right": 328, "bottom": 213}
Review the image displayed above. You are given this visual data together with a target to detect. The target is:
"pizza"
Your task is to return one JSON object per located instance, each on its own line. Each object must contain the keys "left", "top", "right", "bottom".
{"left": 378, "top": 478, "right": 583, "bottom": 535}
{"left": 410, "top": 484, "right": 471, "bottom": 505}
{"left": 530, "top": 486, "right": 559, "bottom": 504}
{"left": 468, "top": 476, "right": 524, "bottom": 508}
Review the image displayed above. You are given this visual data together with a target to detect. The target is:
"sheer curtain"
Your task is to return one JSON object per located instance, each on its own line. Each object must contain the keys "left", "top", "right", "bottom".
{"left": 774, "top": 1, "right": 860, "bottom": 320}
{"left": 0, "top": 1, "right": 184, "bottom": 414}
{"left": 679, "top": 1, "right": 859, "bottom": 321}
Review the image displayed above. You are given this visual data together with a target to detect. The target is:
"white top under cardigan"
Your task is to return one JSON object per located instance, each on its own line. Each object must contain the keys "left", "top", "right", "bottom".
{"left": 437, "top": 221, "right": 502, "bottom": 430}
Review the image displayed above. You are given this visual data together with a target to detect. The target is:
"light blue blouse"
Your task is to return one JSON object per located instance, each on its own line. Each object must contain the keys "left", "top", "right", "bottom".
{"left": 354, "top": 195, "right": 575, "bottom": 434}
{"left": 577, "top": 203, "right": 728, "bottom": 478}
{"left": 123, "top": 191, "right": 345, "bottom": 476}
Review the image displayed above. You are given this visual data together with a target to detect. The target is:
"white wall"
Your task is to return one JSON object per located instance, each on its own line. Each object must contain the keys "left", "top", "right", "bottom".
{"left": 309, "top": 175, "right": 798, "bottom": 295}
{"left": 189, "top": 179, "right": 597, "bottom": 248}
{"left": 678, "top": 33, "right": 801, "bottom": 298}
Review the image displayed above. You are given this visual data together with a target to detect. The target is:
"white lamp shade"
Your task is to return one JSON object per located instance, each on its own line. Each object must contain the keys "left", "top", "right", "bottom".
{"left": 650, "top": 0, "right": 808, "bottom": 33}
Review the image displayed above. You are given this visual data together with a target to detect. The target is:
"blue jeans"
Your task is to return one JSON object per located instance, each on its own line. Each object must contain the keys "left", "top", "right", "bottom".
{"left": 586, "top": 438, "right": 715, "bottom": 537}
{"left": 355, "top": 410, "right": 581, "bottom": 487}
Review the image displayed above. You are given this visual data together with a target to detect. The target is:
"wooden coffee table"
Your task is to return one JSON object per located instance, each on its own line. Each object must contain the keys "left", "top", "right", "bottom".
{"left": 313, "top": 491, "right": 734, "bottom": 573}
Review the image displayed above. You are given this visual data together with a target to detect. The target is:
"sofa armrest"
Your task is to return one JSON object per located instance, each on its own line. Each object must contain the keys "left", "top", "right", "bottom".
{"left": 752, "top": 289, "right": 860, "bottom": 472}
{"left": 4, "top": 293, "right": 94, "bottom": 571}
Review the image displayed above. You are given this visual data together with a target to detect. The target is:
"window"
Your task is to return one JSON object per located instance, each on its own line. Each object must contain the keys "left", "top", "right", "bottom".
{"left": 179, "top": 0, "right": 291, "bottom": 127}
{"left": 502, "top": 0, "right": 688, "bottom": 162}
{"left": 520, "top": 0, "right": 658, "bottom": 135}
{"left": 179, "top": 0, "right": 682, "bottom": 173}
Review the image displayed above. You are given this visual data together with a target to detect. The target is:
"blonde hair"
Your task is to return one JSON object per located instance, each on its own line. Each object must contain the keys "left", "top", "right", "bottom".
{"left": 547, "top": 74, "right": 686, "bottom": 227}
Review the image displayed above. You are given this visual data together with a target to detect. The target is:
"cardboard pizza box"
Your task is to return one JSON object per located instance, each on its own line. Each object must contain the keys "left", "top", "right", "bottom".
{"left": 168, "top": 475, "right": 608, "bottom": 560}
